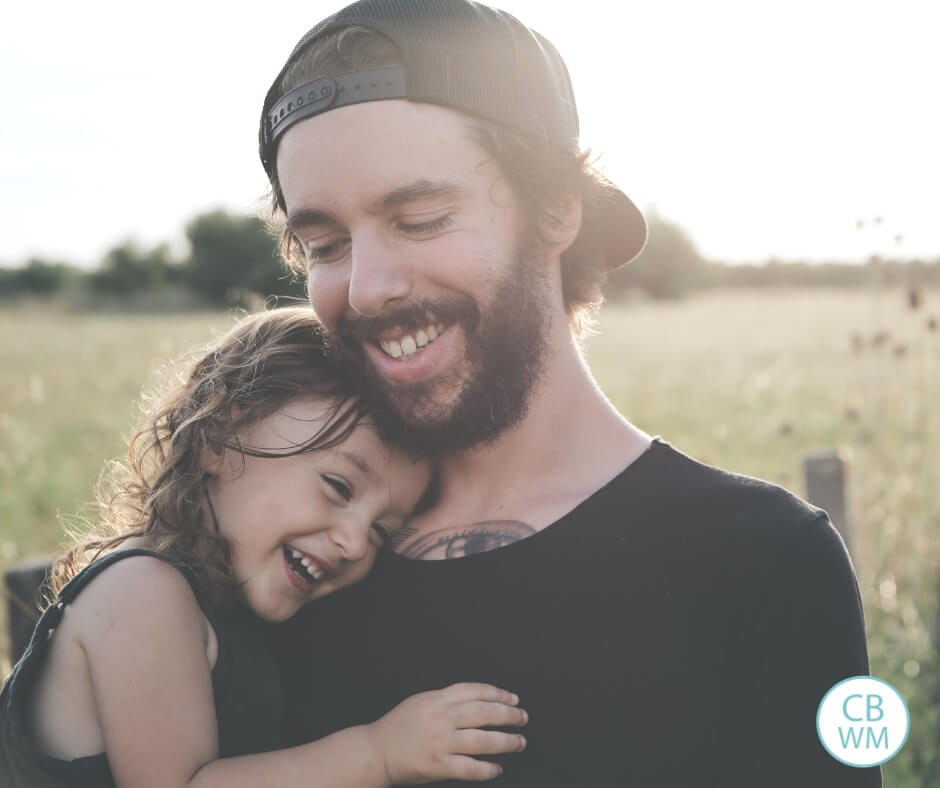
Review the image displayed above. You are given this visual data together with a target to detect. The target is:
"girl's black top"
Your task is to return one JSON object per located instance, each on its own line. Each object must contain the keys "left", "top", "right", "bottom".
{"left": 0, "top": 549, "right": 282, "bottom": 787}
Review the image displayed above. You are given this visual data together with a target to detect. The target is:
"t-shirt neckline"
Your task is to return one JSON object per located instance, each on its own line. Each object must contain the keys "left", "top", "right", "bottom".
{"left": 382, "top": 436, "right": 669, "bottom": 568}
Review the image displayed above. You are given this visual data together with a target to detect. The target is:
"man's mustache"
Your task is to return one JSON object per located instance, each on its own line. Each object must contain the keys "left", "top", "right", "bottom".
{"left": 336, "top": 296, "right": 480, "bottom": 345}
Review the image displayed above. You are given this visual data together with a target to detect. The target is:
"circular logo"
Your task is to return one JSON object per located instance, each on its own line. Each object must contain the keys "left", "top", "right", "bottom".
{"left": 817, "top": 676, "right": 909, "bottom": 767}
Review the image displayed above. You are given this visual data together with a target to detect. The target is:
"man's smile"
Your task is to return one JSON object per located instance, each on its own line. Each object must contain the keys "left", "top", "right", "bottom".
{"left": 364, "top": 321, "right": 460, "bottom": 385}
{"left": 336, "top": 295, "right": 479, "bottom": 386}
{"left": 377, "top": 321, "right": 446, "bottom": 360}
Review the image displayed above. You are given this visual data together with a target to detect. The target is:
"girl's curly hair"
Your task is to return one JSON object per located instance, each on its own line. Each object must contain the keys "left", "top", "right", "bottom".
{"left": 48, "top": 307, "right": 369, "bottom": 603}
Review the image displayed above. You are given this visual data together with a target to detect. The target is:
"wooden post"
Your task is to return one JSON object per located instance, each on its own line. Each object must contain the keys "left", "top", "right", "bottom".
{"left": 804, "top": 450, "right": 851, "bottom": 554}
{"left": 4, "top": 556, "right": 54, "bottom": 665}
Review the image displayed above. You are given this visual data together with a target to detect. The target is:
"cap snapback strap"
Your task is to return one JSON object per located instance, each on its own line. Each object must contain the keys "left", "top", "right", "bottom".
{"left": 263, "top": 67, "right": 407, "bottom": 159}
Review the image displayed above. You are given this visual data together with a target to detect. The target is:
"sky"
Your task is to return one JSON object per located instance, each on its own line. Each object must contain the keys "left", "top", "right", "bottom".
{"left": 2, "top": 0, "right": 938, "bottom": 269}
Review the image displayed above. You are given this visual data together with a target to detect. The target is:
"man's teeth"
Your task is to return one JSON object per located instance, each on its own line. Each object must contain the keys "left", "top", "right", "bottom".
{"left": 290, "top": 547, "right": 324, "bottom": 581}
{"left": 379, "top": 323, "right": 445, "bottom": 359}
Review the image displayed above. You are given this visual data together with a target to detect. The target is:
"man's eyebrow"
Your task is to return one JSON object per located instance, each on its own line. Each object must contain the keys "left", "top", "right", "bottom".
{"left": 287, "top": 180, "right": 469, "bottom": 232}
{"left": 377, "top": 179, "right": 470, "bottom": 210}
{"left": 338, "top": 449, "right": 376, "bottom": 482}
{"left": 286, "top": 207, "right": 337, "bottom": 233}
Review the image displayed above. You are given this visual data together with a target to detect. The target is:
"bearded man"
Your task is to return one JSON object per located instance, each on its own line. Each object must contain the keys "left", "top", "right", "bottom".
{"left": 259, "top": 2, "right": 880, "bottom": 785}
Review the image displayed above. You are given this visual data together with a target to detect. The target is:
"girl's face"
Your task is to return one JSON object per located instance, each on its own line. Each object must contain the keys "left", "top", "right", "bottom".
{"left": 205, "top": 397, "right": 431, "bottom": 622}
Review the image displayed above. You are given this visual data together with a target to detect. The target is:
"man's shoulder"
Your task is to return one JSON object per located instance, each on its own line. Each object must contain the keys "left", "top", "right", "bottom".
{"left": 585, "top": 440, "right": 855, "bottom": 618}
{"left": 593, "top": 438, "right": 831, "bottom": 551}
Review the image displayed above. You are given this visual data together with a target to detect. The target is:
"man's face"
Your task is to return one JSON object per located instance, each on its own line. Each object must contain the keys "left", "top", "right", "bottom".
{"left": 276, "top": 100, "right": 552, "bottom": 452}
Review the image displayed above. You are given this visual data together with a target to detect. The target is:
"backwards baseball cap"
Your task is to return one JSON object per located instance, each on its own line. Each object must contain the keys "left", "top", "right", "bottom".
{"left": 259, "top": 0, "right": 647, "bottom": 269}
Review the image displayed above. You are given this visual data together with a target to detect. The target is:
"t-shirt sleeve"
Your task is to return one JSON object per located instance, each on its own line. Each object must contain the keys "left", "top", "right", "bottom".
{"left": 715, "top": 513, "right": 883, "bottom": 787}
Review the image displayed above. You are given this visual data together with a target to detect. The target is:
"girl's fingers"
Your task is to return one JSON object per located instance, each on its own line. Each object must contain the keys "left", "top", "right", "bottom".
{"left": 452, "top": 728, "right": 528, "bottom": 755}
{"left": 440, "top": 682, "right": 520, "bottom": 706}
{"left": 451, "top": 700, "right": 529, "bottom": 729}
{"left": 440, "top": 754, "right": 505, "bottom": 782}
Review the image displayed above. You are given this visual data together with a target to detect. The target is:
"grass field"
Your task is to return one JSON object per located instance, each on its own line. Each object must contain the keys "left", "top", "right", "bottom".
{"left": 2, "top": 288, "right": 938, "bottom": 783}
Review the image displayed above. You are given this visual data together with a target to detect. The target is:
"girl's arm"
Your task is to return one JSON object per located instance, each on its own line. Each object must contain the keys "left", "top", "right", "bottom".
{"left": 75, "top": 557, "right": 526, "bottom": 788}
{"left": 76, "top": 556, "right": 226, "bottom": 786}
{"left": 190, "top": 683, "right": 527, "bottom": 786}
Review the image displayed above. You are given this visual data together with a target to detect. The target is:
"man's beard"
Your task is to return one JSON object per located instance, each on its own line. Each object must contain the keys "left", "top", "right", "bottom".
{"left": 332, "top": 247, "right": 551, "bottom": 456}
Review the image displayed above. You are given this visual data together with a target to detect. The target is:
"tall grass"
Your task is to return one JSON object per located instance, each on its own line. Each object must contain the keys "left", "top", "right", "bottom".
{"left": 1, "top": 289, "right": 937, "bottom": 783}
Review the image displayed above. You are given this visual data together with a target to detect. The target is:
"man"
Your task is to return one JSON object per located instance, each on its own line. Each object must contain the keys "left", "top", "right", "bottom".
{"left": 259, "top": 1, "right": 880, "bottom": 785}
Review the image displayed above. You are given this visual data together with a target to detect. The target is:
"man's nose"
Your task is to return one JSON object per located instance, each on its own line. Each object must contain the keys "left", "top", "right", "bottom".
{"left": 347, "top": 230, "right": 412, "bottom": 317}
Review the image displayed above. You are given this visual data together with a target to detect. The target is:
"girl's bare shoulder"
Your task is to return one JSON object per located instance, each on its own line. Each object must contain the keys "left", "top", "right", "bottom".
{"left": 66, "top": 554, "right": 202, "bottom": 626}
{"left": 57, "top": 553, "right": 215, "bottom": 673}
{"left": 30, "top": 553, "right": 215, "bottom": 762}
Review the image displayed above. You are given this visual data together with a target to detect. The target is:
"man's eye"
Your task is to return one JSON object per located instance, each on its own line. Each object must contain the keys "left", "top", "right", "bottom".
{"left": 398, "top": 215, "right": 454, "bottom": 235}
{"left": 304, "top": 238, "right": 349, "bottom": 264}
{"left": 323, "top": 475, "right": 352, "bottom": 501}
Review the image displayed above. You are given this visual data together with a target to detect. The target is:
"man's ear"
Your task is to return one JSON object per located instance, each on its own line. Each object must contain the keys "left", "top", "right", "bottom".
{"left": 539, "top": 191, "right": 583, "bottom": 254}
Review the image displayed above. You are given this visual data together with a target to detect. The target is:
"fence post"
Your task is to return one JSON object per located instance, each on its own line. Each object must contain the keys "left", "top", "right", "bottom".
{"left": 4, "top": 556, "right": 54, "bottom": 665}
{"left": 804, "top": 450, "right": 851, "bottom": 554}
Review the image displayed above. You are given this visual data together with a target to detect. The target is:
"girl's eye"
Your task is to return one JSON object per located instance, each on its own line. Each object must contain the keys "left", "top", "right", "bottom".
{"left": 323, "top": 475, "right": 352, "bottom": 501}
{"left": 398, "top": 215, "right": 454, "bottom": 235}
{"left": 371, "top": 523, "right": 391, "bottom": 546}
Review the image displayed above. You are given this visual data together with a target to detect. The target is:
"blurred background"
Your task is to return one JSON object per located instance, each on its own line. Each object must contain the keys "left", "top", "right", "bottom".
{"left": 2, "top": 0, "right": 938, "bottom": 783}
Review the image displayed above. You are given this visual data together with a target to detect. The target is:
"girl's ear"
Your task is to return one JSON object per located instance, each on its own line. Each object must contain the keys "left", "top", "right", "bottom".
{"left": 201, "top": 440, "right": 227, "bottom": 475}
{"left": 203, "top": 408, "right": 239, "bottom": 475}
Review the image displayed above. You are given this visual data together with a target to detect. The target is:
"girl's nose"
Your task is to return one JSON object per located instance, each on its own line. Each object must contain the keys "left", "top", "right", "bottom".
{"left": 330, "top": 515, "right": 371, "bottom": 562}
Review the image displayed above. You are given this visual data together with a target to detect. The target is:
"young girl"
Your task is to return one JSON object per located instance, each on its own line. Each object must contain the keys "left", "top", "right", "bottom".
{"left": 0, "top": 307, "right": 527, "bottom": 787}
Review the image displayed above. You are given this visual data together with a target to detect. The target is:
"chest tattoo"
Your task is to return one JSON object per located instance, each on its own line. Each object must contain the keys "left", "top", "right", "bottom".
{"left": 397, "top": 520, "right": 537, "bottom": 560}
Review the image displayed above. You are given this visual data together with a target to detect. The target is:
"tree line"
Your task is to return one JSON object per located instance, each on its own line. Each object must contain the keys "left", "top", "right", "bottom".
{"left": 2, "top": 208, "right": 938, "bottom": 306}
{"left": 0, "top": 211, "right": 305, "bottom": 309}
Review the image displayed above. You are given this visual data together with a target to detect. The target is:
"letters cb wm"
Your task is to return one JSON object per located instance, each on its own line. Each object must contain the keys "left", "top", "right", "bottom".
{"left": 817, "top": 676, "right": 909, "bottom": 767}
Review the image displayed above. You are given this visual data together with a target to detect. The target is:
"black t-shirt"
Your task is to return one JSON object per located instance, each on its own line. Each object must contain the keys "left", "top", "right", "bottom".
{"left": 271, "top": 439, "right": 881, "bottom": 787}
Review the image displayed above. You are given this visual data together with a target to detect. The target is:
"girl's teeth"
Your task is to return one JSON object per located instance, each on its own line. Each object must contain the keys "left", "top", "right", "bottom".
{"left": 401, "top": 335, "right": 417, "bottom": 355}
{"left": 386, "top": 340, "right": 403, "bottom": 358}
{"left": 288, "top": 546, "right": 324, "bottom": 583}
{"left": 426, "top": 325, "right": 438, "bottom": 341}
{"left": 415, "top": 330, "right": 429, "bottom": 347}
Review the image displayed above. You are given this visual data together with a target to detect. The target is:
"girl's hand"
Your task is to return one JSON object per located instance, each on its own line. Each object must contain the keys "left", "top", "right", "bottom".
{"left": 367, "top": 682, "right": 528, "bottom": 784}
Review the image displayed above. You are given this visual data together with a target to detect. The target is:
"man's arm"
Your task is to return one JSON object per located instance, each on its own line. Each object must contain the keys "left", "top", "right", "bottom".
{"left": 715, "top": 514, "right": 883, "bottom": 787}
